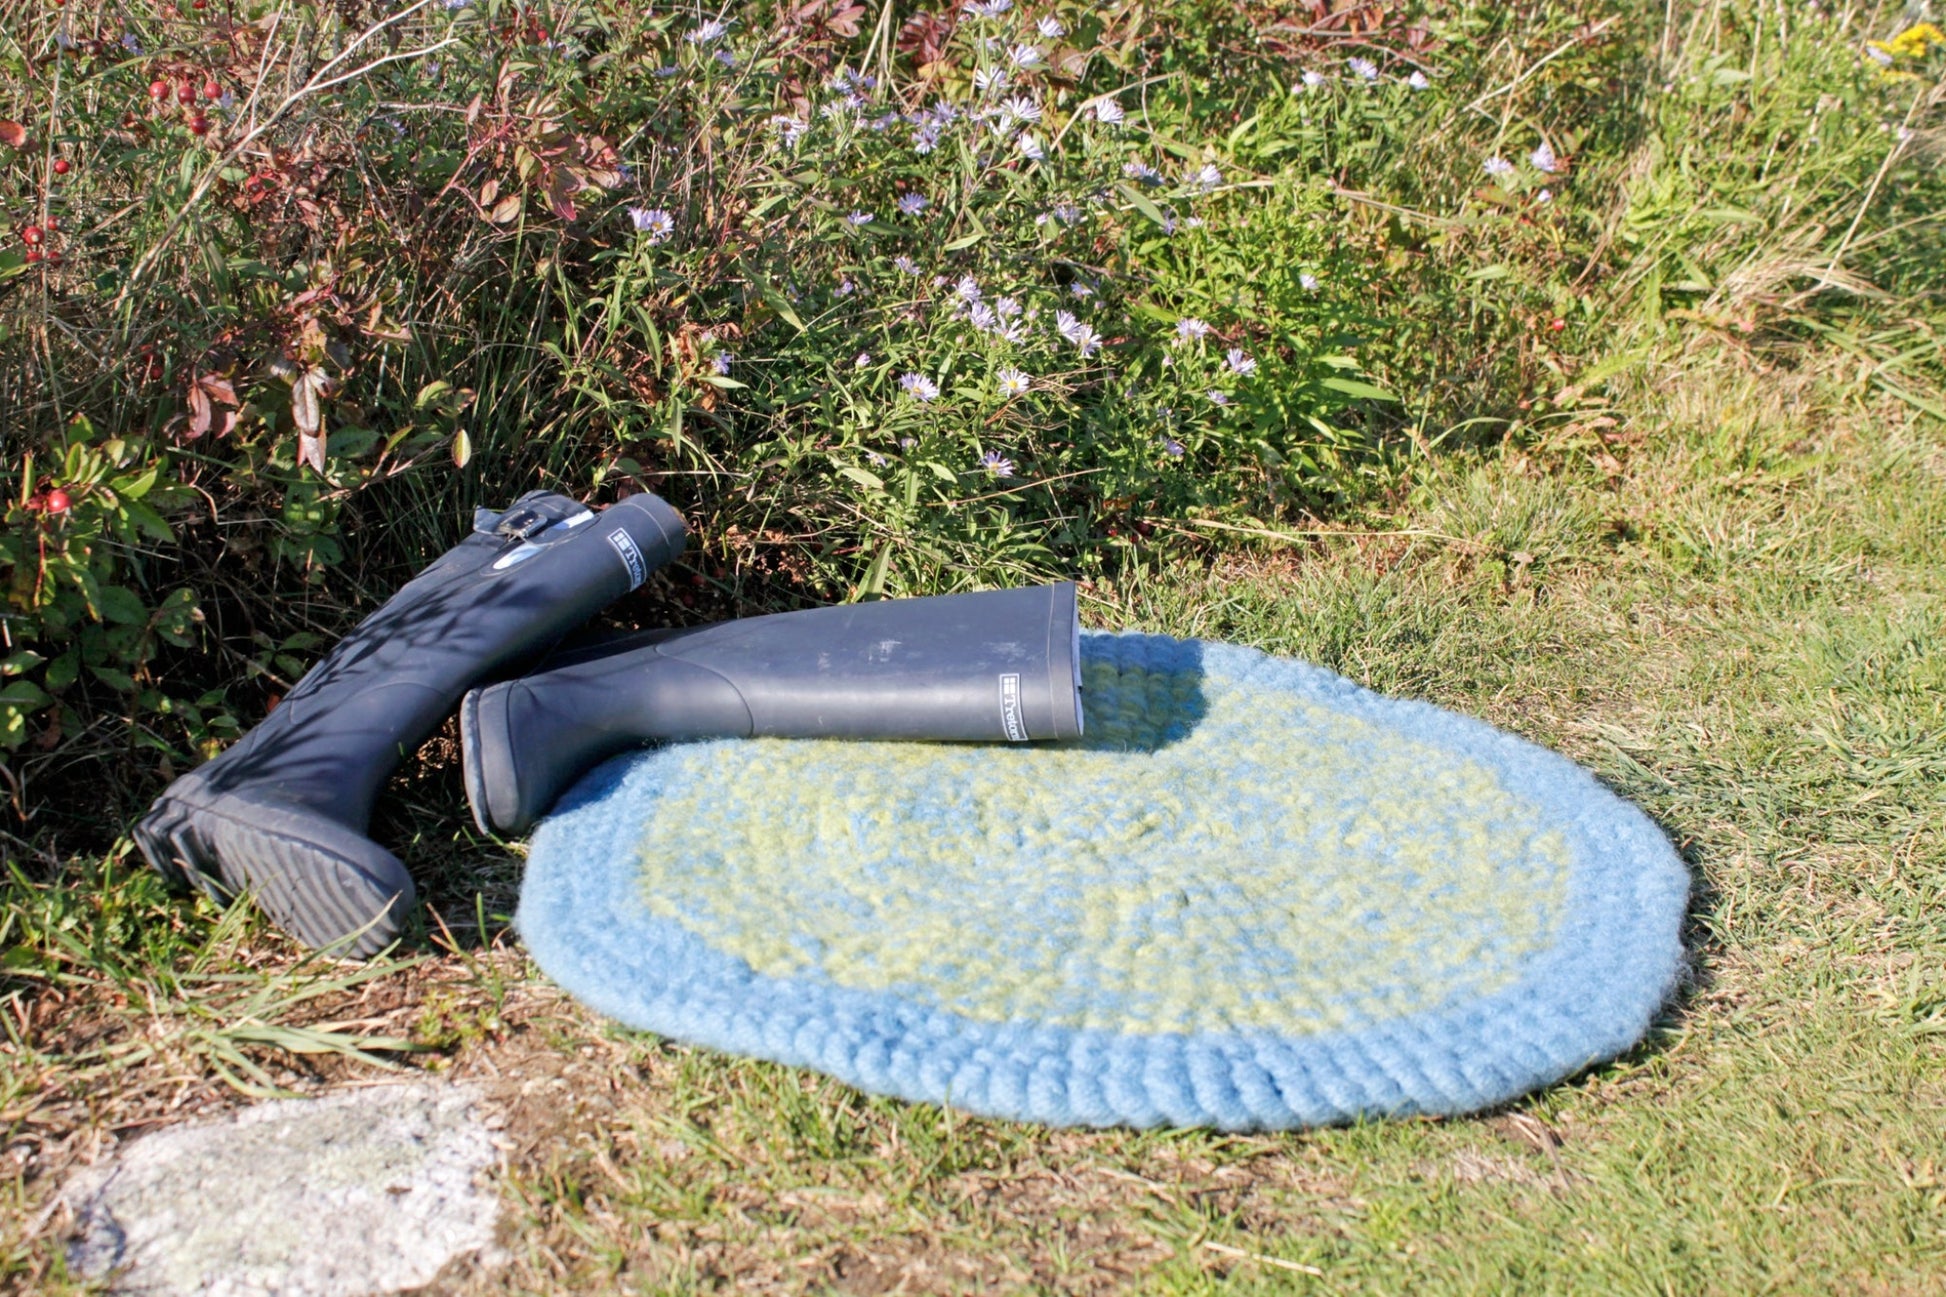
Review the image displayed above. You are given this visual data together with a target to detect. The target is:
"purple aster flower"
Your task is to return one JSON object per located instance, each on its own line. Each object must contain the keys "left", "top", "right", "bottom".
{"left": 629, "top": 207, "right": 675, "bottom": 243}
{"left": 1056, "top": 310, "right": 1101, "bottom": 356}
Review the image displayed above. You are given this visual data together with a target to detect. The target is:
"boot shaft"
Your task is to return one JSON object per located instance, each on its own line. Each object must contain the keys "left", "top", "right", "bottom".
{"left": 465, "top": 583, "right": 1083, "bottom": 835}
{"left": 200, "top": 492, "right": 686, "bottom": 822}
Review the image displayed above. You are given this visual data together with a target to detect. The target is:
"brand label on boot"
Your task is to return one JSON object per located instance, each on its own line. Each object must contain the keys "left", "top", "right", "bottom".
{"left": 607, "top": 529, "right": 647, "bottom": 588}
{"left": 998, "top": 673, "right": 1027, "bottom": 741}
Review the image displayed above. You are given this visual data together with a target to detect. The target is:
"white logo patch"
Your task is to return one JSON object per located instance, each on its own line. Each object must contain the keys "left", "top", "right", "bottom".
{"left": 607, "top": 528, "right": 647, "bottom": 588}
{"left": 998, "top": 673, "right": 1027, "bottom": 742}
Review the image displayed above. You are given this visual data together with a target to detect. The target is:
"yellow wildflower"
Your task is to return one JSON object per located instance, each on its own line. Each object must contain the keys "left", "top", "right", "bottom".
{"left": 1869, "top": 22, "right": 1946, "bottom": 61}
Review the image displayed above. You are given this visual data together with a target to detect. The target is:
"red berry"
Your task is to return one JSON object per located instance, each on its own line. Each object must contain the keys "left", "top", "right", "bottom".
{"left": 177, "top": 83, "right": 196, "bottom": 104}
{"left": 203, "top": 81, "right": 221, "bottom": 100}
{"left": 150, "top": 79, "right": 168, "bottom": 99}
{"left": 21, "top": 225, "right": 43, "bottom": 245}
{"left": 43, "top": 216, "right": 58, "bottom": 231}
{"left": 44, "top": 489, "right": 70, "bottom": 514}
{"left": 52, "top": 158, "right": 69, "bottom": 175}
{"left": 24, "top": 248, "right": 41, "bottom": 263}
{"left": 46, "top": 251, "right": 62, "bottom": 266}
{"left": 1549, "top": 318, "right": 1566, "bottom": 333}
{"left": 192, "top": 0, "right": 206, "bottom": 9}
{"left": 189, "top": 115, "right": 209, "bottom": 135}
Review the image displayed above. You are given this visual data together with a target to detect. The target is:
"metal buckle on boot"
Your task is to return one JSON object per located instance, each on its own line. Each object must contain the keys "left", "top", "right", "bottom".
{"left": 475, "top": 495, "right": 593, "bottom": 544}
{"left": 492, "top": 505, "right": 554, "bottom": 542}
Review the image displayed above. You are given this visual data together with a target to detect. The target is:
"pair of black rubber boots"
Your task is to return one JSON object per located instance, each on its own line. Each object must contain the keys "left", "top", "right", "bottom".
{"left": 134, "top": 491, "right": 1084, "bottom": 956}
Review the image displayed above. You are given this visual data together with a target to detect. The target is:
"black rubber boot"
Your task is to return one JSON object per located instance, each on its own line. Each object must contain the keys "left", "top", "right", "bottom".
{"left": 461, "top": 582, "right": 1084, "bottom": 836}
{"left": 134, "top": 490, "right": 686, "bottom": 955}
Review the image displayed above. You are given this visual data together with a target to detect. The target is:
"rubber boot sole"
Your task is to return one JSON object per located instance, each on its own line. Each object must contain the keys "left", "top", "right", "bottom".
{"left": 134, "top": 784, "right": 415, "bottom": 958}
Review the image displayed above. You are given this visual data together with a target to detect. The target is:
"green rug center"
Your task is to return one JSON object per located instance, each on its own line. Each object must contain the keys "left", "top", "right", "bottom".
{"left": 634, "top": 659, "right": 1572, "bottom": 1036}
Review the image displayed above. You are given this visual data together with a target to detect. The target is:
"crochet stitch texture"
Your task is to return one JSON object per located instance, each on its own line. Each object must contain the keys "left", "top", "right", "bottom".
{"left": 519, "top": 632, "right": 1689, "bottom": 1129}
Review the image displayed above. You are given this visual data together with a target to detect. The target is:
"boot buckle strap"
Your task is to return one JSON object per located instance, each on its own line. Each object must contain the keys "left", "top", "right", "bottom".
{"left": 474, "top": 495, "right": 593, "bottom": 542}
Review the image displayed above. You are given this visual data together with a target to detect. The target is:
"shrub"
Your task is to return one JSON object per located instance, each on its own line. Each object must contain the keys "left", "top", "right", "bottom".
{"left": 0, "top": 0, "right": 1937, "bottom": 828}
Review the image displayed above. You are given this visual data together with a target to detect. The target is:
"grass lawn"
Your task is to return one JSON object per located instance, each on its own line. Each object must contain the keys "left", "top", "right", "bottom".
{"left": 3, "top": 0, "right": 1943, "bottom": 1291}
{"left": 6, "top": 344, "right": 1941, "bottom": 1294}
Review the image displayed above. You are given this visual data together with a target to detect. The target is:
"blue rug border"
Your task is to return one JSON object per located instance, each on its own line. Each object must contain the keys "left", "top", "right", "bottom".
{"left": 517, "top": 631, "right": 1690, "bottom": 1129}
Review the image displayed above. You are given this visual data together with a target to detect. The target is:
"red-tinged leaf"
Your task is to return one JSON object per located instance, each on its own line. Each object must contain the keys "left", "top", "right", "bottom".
{"left": 186, "top": 383, "right": 212, "bottom": 439}
{"left": 0, "top": 121, "right": 27, "bottom": 150}
{"left": 488, "top": 194, "right": 521, "bottom": 224}
{"left": 291, "top": 371, "right": 322, "bottom": 435}
{"left": 298, "top": 431, "right": 327, "bottom": 474}
{"left": 197, "top": 373, "right": 239, "bottom": 405}
{"left": 545, "top": 170, "right": 580, "bottom": 222}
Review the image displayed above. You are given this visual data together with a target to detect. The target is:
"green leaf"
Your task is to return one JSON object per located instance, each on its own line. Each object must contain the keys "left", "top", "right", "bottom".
{"left": 1116, "top": 182, "right": 1170, "bottom": 229}
{"left": 111, "top": 466, "right": 159, "bottom": 500}
{"left": 0, "top": 680, "right": 50, "bottom": 708}
{"left": 752, "top": 268, "right": 805, "bottom": 332}
{"left": 98, "top": 586, "right": 147, "bottom": 625}
{"left": 941, "top": 209, "right": 992, "bottom": 252}
{"left": 120, "top": 499, "right": 176, "bottom": 543}
{"left": 854, "top": 541, "right": 892, "bottom": 600}
{"left": 44, "top": 650, "right": 79, "bottom": 690}
{"left": 88, "top": 665, "right": 137, "bottom": 692}
{"left": 1320, "top": 377, "right": 1398, "bottom": 402}
{"left": 838, "top": 465, "right": 885, "bottom": 491}
{"left": 1, "top": 651, "right": 44, "bottom": 676}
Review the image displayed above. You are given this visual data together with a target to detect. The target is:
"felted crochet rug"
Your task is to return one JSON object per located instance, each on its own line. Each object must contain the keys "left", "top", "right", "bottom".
{"left": 518, "top": 632, "right": 1689, "bottom": 1130}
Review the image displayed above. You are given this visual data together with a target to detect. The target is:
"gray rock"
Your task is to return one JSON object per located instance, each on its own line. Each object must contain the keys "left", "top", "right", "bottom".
{"left": 64, "top": 1082, "right": 504, "bottom": 1297}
